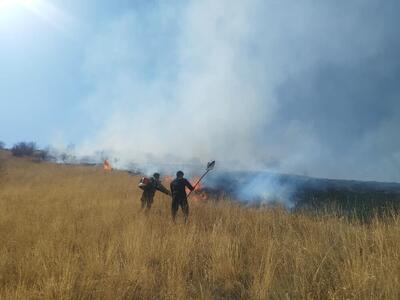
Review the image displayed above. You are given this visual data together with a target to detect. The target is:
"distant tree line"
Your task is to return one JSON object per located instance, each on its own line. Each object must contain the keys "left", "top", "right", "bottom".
{"left": 5, "top": 141, "right": 51, "bottom": 162}
{"left": 2, "top": 140, "right": 95, "bottom": 165}
{"left": 0, "top": 140, "right": 105, "bottom": 165}
{"left": 11, "top": 142, "right": 36, "bottom": 156}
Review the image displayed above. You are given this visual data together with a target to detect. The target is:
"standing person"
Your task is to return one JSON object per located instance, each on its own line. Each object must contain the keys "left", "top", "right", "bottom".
{"left": 140, "top": 173, "right": 170, "bottom": 211}
{"left": 170, "top": 171, "right": 194, "bottom": 222}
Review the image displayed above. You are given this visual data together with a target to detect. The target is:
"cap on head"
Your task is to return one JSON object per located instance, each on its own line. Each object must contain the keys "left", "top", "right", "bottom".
{"left": 153, "top": 172, "right": 160, "bottom": 179}
{"left": 176, "top": 171, "right": 184, "bottom": 178}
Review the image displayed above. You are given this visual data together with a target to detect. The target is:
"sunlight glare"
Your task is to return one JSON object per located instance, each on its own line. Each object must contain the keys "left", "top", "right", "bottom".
{"left": 0, "top": 0, "right": 74, "bottom": 33}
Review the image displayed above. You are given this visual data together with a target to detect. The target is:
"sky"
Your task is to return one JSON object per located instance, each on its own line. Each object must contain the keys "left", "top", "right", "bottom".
{"left": 1, "top": 0, "right": 400, "bottom": 182}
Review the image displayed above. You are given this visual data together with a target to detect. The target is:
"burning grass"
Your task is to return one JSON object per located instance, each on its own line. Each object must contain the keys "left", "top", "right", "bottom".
{"left": 0, "top": 150, "right": 399, "bottom": 299}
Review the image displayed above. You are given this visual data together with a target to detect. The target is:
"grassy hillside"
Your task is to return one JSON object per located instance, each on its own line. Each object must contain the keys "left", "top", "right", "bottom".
{"left": 0, "top": 151, "right": 399, "bottom": 299}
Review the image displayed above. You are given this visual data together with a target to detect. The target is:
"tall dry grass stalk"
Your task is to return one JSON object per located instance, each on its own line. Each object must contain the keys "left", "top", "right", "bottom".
{"left": 0, "top": 151, "right": 399, "bottom": 299}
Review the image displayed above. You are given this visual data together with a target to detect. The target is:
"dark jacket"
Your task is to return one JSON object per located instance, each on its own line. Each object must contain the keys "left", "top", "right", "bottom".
{"left": 170, "top": 178, "right": 194, "bottom": 198}
{"left": 143, "top": 177, "right": 170, "bottom": 198}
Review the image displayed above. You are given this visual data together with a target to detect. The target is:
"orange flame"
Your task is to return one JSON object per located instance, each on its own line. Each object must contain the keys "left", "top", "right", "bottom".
{"left": 188, "top": 176, "right": 208, "bottom": 202}
{"left": 103, "top": 159, "right": 112, "bottom": 171}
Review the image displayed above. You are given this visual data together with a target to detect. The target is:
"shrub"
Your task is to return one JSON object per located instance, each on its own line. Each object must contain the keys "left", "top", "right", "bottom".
{"left": 33, "top": 149, "right": 50, "bottom": 162}
{"left": 11, "top": 142, "right": 36, "bottom": 157}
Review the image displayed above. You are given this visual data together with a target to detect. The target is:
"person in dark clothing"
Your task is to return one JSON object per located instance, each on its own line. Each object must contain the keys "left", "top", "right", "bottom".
{"left": 140, "top": 173, "right": 170, "bottom": 211}
{"left": 170, "top": 170, "right": 194, "bottom": 222}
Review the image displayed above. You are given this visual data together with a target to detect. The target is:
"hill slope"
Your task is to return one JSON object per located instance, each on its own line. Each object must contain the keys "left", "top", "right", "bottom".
{"left": 0, "top": 151, "right": 399, "bottom": 299}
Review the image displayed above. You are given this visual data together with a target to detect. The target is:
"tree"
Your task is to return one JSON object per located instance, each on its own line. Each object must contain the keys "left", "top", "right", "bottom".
{"left": 33, "top": 149, "right": 50, "bottom": 162}
{"left": 11, "top": 142, "right": 36, "bottom": 157}
{"left": 0, "top": 141, "right": 5, "bottom": 150}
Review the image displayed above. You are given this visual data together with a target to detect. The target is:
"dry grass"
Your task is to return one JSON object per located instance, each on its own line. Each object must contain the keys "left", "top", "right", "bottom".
{"left": 0, "top": 150, "right": 399, "bottom": 299}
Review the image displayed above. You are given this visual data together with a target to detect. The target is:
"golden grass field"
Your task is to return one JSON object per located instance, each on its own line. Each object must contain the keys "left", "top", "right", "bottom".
{"left": 0, "top": 150, "right": 399, "bottom": 299}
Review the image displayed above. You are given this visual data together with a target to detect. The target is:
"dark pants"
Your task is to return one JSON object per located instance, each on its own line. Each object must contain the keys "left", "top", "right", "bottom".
{"left": 171, "top": 196, "right": 189, "bottom": 222}
{"left": 141, "top": 193, "right": 154, "bottom": 210}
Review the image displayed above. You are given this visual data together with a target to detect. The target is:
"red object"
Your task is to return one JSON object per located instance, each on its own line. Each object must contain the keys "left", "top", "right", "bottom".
{"left": 139, "top": 177, "right": 150, "bottom": 190}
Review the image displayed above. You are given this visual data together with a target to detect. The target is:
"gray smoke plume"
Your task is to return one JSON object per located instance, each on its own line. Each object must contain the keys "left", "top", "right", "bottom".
{"left": 76, "top": 0, "right": 400, "bottom": 186}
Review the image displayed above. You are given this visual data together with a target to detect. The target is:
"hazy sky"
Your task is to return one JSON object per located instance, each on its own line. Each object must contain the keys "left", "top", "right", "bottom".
{"left": 1, "top": 0, "right": 400, "bottom": 182}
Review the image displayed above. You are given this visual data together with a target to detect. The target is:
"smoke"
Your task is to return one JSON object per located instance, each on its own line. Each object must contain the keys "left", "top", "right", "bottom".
{"left": 204, "top": 171, "right": 298, "bottom": 207}
{"left": 79, "top": 0, "right": 269, "bottom": 169}
{"left": 236, "top": 174, "right": 296, "bottom": 207}
{"left": 74, "top": 0, "right": 400, "bottom": 187}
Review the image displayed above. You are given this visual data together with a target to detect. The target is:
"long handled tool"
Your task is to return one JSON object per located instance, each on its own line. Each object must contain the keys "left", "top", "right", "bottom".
{"left": 187, "top": 160, "right": 216, "bottom": 198}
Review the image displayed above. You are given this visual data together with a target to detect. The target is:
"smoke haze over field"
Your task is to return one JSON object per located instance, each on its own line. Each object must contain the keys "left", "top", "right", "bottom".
{"left": 1, "top": 1, "right": 400, "bottom": 182}
{"left": 79, "top": 0, "right": 400, "bottom": 182}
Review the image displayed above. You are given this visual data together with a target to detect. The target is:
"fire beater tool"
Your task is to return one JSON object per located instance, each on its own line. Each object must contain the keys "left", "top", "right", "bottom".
{"left": 187, "top": 160, "right": 216, "bottom": 198}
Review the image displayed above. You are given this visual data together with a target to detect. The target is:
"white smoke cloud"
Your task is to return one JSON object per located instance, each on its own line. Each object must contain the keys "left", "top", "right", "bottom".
{"left": 76, "top": 0, "right": 400, "bottom": 182}
{"left": 79, "top": 0, "right": 273, "bottom": 169}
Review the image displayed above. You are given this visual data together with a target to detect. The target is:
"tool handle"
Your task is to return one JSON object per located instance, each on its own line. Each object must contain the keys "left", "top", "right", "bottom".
{"left": 187, "top": 170, "right": 210, "bottom": 198}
